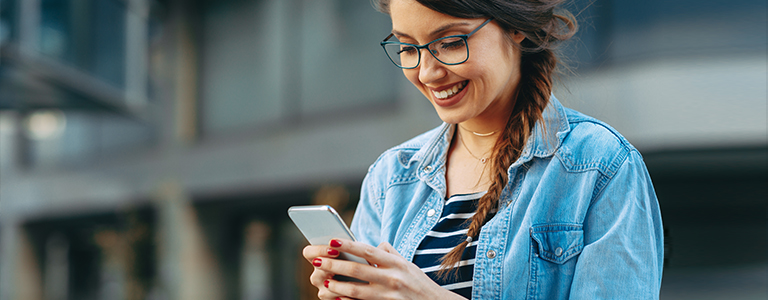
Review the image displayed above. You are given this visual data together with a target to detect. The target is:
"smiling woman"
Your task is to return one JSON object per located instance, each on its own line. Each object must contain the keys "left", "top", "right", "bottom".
{"left": 301, "top": 0, "right": 664, "bottom": 299}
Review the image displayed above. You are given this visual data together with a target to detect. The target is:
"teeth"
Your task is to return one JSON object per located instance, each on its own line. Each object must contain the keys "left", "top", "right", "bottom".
{"left": 432, "top": 82, "right": 466, "bottom": 99}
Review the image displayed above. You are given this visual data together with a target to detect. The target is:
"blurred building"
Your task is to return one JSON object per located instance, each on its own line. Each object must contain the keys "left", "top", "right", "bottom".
{"left": 0, "top": 0, "right": 765, "bottom": 299}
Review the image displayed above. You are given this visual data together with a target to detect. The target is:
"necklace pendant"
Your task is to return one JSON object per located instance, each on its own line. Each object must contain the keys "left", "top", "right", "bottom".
{"left": 480, "top": 157, "right": 487, "bottom": 164}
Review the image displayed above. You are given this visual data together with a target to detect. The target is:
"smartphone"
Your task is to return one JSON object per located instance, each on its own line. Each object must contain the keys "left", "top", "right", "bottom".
{"left": 288, "top": 205, "right": 368, "bottom": 282}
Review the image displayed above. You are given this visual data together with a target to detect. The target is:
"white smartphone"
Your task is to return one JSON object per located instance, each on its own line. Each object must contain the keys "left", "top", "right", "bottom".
{"left": 288, "top": 205, "right": 369, "bottom": 282}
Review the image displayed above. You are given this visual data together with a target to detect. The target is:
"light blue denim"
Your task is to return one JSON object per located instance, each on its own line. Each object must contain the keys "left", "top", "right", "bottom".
{"left": 350, "top": 97, "right": 664, "bottom": 299}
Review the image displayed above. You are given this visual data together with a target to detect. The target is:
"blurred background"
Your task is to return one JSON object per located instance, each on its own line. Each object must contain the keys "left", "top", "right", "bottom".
{"left": 0, "top": 0, "right": 765, "bottom": 299}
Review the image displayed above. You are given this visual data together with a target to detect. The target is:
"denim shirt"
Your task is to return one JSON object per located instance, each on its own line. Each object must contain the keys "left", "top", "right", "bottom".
{"left": 350, "top": 97, "right": 664, "bottom": 299}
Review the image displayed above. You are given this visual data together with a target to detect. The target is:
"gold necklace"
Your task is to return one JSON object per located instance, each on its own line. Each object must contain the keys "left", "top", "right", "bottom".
{"left": 470, "top": 130, "right": 496, "bottom": 137}
{"left": 459, "top": 125, "right": 498, "bottom": 137}
{"left": 458, "top": 131, "right": 490, "bottom": 164}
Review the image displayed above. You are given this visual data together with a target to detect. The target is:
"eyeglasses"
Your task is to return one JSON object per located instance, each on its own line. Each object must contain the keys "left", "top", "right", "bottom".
{"left": 380, "top": 19, "right": 493, "bottom": 69}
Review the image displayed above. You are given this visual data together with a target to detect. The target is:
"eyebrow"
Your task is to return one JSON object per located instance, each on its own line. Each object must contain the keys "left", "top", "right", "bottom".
{"left": 391, "top": 21, "right": 473, "bottom": 41}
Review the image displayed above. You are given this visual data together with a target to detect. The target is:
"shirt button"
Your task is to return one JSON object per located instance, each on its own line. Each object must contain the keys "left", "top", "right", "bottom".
{"left": 424, "top": 166, "right": 433, "bottom": 172}
{"left": 555, "top": 247, "right": 564, "bottom": 256}
{"left": 486, "top": 250, "right": 497, "bottom": 259}
{"left": 427, "top": 209, "right": 436, "bottom": 217}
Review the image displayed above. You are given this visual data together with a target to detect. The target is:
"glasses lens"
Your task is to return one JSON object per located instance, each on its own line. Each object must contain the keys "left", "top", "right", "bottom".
{"left": 428, "top": 37, "right": 468, "bottom": 65}
{"left": 384, "top": 43, "right": 419, "bottom": 68}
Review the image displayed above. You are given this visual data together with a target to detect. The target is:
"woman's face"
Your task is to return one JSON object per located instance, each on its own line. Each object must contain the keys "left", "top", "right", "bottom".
{"left": 389, "top": 0, "right": 525, "bottom": 129}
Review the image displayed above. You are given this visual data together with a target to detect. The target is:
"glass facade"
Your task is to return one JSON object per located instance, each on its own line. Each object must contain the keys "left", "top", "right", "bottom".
{"left": 562, "top": 0, "right": 767, "bottom": 69}
{"left": 201, "top": 0, "right": 400, "bottom": 134}
{"left": 610, "top": 0, "right": 766, "bottom": 60}
{"left": 298, "top": 0, "right": 397, "bottom": 115}
{"left": 26, "top": 111, "right": 155, "bottom": 168}
{"left": 39, "top": 0, "right": 126, "bottom": 88}
{"left": 0, "top": 0, "right": 16, "bottom": 46}
{"left": 201, "top": 0, "right": 285, "bottom": 132}
{"left": 1, "top": 0, "right": 154, "bottom": 169}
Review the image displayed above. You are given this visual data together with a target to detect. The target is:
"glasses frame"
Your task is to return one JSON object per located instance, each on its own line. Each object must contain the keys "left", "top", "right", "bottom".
{"left": 380, "top": 19, "right": 493, "bottom": 69}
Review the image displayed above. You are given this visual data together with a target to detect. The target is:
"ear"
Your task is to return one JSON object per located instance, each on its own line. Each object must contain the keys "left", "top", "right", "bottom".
{"left": 511, "top": 30, "right": 526, "bottom": 44}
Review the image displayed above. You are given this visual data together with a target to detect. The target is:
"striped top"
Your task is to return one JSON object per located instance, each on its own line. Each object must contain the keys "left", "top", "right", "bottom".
{"left": 412, "top": 191, "right": 493, "bottom": 299}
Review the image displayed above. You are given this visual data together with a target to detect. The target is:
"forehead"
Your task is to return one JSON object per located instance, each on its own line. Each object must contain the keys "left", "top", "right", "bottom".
{"left": 389, "top": 0, "right": 468, "bottom": 36}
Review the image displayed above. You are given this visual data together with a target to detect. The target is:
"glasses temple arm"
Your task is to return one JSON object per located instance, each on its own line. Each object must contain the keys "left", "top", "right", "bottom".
{"left": 467, "top": 19, "right": 493, "bottom": 37}
{"left": 382, "top": 33, "right": 395, "bottom": 43}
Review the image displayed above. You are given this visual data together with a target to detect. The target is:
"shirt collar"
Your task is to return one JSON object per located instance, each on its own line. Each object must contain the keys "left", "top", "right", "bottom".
{"left": 511, "top": 95, "right": 571, "bottom": 168}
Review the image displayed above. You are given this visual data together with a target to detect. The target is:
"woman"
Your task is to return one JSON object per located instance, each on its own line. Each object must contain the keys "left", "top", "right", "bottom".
{"left": 303, "top": 0, "right": 664, "bottom": 299}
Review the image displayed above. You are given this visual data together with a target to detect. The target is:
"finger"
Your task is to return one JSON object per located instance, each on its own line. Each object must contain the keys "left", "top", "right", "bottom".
{"left": 325, "top": 278, "right": 374, "bottom": 300}
{"left": 317, "top": 281, "right": 344, "bottom": 300}
{"left": 330, "top": 238, "right": 403, "bottom": 269}
{"left": 310, "top": 269, "right": 344, "bottom": 300}
{"left": 303, "top": 245, "right": 341, "bottom": 263}
{"left": 373, "top": 242, "right": 399, "bottom": 267}
{"left": 377, "top": 242, "right": 401, "bottom": 256}
{"left": 318, "top": 287, "right": 344, "bottom": 300}
{"left": 309, "top": 267, "right": 332, "bottom": 287}
{"left": 314, "top": 255, "right": 376, "bottom": 284}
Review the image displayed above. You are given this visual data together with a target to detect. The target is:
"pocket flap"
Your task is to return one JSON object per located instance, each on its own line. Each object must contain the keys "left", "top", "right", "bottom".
{"left": 530, "top": 224, "right": 584, "bottom": 264}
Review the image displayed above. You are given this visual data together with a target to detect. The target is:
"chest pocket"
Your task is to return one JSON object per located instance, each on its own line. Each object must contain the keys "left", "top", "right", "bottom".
{"left": 530, "top": 224, "right": 584, "bottom": 264}
{"left": 527, "top": 224, "right": 584, "bottom": 300}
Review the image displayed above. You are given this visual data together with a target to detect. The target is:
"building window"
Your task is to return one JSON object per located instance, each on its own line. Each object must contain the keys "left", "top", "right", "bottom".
{"left": 200, "top": 0, "right": 400, "bottom": 135}
{"left": 40, "top": 0, "right": 127, "bottom": 88}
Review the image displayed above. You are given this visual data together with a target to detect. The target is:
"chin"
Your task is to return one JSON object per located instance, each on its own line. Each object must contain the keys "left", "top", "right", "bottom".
{"left": 433, "top": 110, "right": 468, "bottom": 125}
{"left": 427, "top": 92, "right": 474, "bottom": 125}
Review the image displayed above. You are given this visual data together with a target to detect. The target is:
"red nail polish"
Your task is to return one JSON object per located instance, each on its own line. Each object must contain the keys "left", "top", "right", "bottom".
{"left": 330, "top": 239, "right": 342, "bottom": 247}
{"left": 324, "top": 280, "right": 330, "bottom": 288}
{"left": 312, "top": 258, "right": 322, "bottom": 267}
{"left": 327, "top": 248, "right": 339, "bottom": 256}
{"left": 336, "top": 298, "right": 342, "bottom": 300}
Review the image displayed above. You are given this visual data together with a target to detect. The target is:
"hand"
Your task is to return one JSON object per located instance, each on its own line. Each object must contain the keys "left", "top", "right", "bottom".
{"left": 302, "top": 243, "right": 347, "bottom": 300}
{"left": 309, "top": 238, "right": 466, "bottom": 300}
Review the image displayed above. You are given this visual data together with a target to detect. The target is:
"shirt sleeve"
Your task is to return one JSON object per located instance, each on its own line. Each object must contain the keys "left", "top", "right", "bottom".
{"left": 350, "top": 167, "right": 383, "bottom": 247}
{"left": 569, "top": 150, "right": 664, "bottom": 299}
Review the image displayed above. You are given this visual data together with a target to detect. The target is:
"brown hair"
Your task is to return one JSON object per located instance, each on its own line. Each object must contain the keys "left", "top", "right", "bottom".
{"left": 375, "top": 0, "right": 577, "bottom": 279}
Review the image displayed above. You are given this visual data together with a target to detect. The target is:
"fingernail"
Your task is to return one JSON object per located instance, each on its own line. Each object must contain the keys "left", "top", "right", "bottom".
{"left": 327, "top": 248, "right": 339, "bottom": 256}
{"left": 330, "top": 239, "right": 342, "bottom": 247}
{"left": 312, "top": 258, "right": 322, "bottom": 267}
{"left": 324, "top": 280, "right": 330, "bottom": 288}
{"left": 336, "top": 298, "right": 342, "bottom": 300}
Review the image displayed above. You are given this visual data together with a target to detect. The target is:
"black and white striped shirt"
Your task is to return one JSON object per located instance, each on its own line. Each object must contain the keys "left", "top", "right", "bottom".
{"left": 412, "top": 191, "right": 493, "bottom": 299}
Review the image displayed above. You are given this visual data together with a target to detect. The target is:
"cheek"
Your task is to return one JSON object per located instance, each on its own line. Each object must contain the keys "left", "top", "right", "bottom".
{"left": 475, "top": 40, "right": 517, "bottom": 70}
{"left": 474, "top": 53, "right": 518, "bottom": 86}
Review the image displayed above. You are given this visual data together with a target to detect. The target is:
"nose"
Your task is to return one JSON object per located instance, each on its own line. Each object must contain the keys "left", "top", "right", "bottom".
{"left": 417, "top": 48, "right": 446, "bottom": 85}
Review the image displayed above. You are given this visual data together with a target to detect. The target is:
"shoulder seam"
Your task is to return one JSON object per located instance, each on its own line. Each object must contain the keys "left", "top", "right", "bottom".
{"left": 590, "top": 148, "right": 639, "bottom": 204}
{"left": 566, "top": 111, "right": 635, "bottom": 152}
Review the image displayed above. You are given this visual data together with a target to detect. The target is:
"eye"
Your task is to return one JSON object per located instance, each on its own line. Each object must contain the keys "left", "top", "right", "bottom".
{"left": 439, "top": 37, "right": 466, "bottom": 50}
{"left": 397, "top": 45, "right": 418, "bottom": 55}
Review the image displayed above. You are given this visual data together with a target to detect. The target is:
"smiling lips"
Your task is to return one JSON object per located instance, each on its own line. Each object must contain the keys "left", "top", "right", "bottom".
{"left": 431, "top": 81, "right": 467, "bottom": 100}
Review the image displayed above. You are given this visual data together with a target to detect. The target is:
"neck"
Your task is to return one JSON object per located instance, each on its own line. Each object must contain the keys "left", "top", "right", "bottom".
{"left": 456, "top": 124, "right": 499, "bottom": 156}
{"left": 457, "top": 120, "right": 503, "bottom": 145}
{"left": 457, "top": 106, "right": 511, "bottom": 139}
{"left": 459, "top": 125, "right": 498, "bottom": 137}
